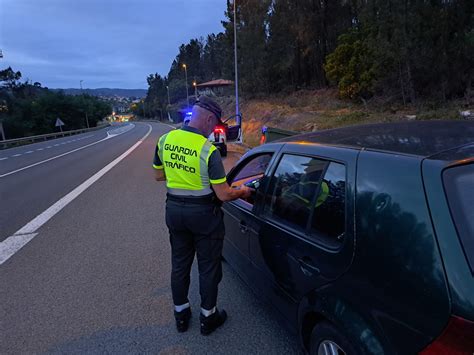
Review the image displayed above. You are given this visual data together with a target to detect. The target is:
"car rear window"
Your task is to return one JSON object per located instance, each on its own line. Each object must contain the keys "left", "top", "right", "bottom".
{"left": 443, "top": 163, "right": 474, "bottom": 273}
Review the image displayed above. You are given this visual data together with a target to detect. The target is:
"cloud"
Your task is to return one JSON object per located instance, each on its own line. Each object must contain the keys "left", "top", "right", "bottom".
{"left": 0, "top": 0, "right": 227, "bottom": 88}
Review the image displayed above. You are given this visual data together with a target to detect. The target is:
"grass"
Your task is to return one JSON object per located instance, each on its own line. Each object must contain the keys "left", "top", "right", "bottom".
{"left": 215, "top": 90, "right": 471, "bottom": 147}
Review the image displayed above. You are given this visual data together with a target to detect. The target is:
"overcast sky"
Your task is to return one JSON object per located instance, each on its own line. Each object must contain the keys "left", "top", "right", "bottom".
{"left": 0, "top": 0, "right": 227, "bottom": 89}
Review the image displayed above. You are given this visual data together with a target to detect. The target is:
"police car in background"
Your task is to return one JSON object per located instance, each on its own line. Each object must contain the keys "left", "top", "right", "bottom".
{"left": 184, "top": 112, "right": 241, "bottom": 157}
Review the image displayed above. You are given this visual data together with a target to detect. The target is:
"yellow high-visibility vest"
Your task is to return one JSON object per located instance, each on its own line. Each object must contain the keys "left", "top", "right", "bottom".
{"left": 155, "top": 129, "right": 226, "bottom": 196}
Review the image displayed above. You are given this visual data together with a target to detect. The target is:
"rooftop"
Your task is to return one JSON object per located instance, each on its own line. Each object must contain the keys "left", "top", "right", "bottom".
{"left": 196, "top": 79, "right": 234, "bottom": 88}
{"left": 281, "top": 120, "right": 474, "bottom": 157}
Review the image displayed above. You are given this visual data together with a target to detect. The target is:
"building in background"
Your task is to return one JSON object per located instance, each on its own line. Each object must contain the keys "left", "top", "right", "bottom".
{"left": 196, "top": 79, "right": 234, "bottom": 97}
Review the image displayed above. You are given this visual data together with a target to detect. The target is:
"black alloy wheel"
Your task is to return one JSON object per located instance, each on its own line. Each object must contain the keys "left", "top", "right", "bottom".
{"left": 310, "top": 322, "right": 358, "bottom": 355}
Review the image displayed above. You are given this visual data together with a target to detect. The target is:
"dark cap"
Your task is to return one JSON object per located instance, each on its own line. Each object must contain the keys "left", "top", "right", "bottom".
{"left": 194, "top": 96, "right": 223, "bottom": 124}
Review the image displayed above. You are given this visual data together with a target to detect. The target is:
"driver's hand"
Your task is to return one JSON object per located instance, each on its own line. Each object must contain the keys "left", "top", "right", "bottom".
{"left": 240, "top": 185, "right": 254, "bottom": 199}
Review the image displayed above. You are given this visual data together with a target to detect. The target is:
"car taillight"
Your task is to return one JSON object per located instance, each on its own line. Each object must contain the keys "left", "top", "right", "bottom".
{"left": 214, "top": 127, "right": 225, "bottom": 134}
{"left": 420, "top": 316, "right": 474, "bottom": 354}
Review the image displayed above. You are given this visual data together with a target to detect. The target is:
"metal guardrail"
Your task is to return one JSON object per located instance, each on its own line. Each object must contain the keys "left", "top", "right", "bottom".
{"left": 1, "top": 124, "right": 110, "bottom": 150}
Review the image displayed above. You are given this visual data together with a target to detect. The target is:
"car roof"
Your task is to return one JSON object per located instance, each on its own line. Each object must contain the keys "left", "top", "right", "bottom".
{"left": 279, "top": 120, "right": 474, "bottom": 157}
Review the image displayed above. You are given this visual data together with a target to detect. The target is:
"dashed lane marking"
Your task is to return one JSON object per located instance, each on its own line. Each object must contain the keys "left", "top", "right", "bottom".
{"left": 4, "top": 134, "right": 97, "bottom": 159}
{"left": 0, "top": 124, "right": 135, "bottom": 178}
{"left": 0, "top": 124, "right": 152, "bottom": 265}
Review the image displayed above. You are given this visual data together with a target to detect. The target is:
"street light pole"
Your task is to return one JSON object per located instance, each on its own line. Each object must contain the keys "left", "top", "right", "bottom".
{"left": 0, "top": 49, "right": 5, "bottom": 140}
{"left": 182, "top": 64, "right": 189, "bottom": 107}
{"left": 166, "top": 85, "right": 172, "bottom": 122}
{"left": 193, "top": 80, "right": 198, "bottom": 97}
{"left": 79, "top": 80, "right": 90, "bottom": 128}
{"left": 232, "top": 0, "right": 242, "bottom": 143}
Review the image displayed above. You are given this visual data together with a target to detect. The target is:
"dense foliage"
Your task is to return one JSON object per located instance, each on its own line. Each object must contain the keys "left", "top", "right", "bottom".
{"left": 144, "top": 0, "right": 473, "bottom": 114}
{"left": 0, "top": 67, "right": 111, "bottom": 139}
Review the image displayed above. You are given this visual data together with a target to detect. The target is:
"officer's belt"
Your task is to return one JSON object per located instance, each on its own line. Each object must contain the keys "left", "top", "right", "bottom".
{"left": 166, "top": 193, "right": 217, "bottom": 205}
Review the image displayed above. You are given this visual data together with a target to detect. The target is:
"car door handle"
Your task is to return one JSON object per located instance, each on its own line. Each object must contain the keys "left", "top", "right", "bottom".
{"left": 239, "top": 221, "right": 248, "bottom": 233}
{"left": 297, "top": 257, "right": 320, "bottom": 277}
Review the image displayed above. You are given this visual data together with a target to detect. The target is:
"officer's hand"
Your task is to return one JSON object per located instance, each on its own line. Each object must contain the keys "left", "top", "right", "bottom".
{"left": 240, "top": 185, "right": 254, "bottom": 199}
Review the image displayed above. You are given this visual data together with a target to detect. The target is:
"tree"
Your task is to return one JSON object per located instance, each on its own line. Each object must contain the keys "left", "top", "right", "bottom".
{"left": 0, "top": 67, "right": 22, "bottom": 89}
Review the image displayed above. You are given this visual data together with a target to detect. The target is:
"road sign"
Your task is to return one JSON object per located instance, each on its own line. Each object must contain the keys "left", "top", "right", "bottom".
{"left": 55, "top": 118, "right": 65, "bottom": 133}
{"left": 55, "top": 118, "right": 65, "bottom": 127}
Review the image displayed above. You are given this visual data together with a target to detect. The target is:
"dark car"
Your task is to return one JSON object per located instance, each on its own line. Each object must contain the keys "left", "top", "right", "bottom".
{"left": 222, "top": 121, "right": 474, "bottom": 354}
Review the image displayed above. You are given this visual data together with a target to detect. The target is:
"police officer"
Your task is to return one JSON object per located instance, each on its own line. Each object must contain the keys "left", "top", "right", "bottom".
{"left": 153, "top": 96, "right": 252, "bottom": 335}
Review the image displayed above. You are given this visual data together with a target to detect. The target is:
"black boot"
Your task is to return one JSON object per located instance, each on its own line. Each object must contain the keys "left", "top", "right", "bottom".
{"left": 174, "top": 308, "right": 192, "bottom": 333}
{"left": 200, "top": 308, "right": 227, "bottom": 335}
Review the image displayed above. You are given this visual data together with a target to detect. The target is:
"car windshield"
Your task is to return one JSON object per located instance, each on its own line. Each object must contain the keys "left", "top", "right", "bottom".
{"left": 443, "top": 163, "right": 474, "bottom": 273}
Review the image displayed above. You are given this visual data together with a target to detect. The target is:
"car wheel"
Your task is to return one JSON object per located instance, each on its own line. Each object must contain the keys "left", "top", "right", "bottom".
{"left": 310, "top": 322, "right": 358, "bottom": 355}
{"left": 220, "top": 144, "right": 227, "bottom": 157}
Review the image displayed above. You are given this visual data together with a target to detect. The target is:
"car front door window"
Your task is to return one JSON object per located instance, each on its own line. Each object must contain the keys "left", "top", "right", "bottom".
{"left": 230, "top": 153, "right": 273, "bottom": 206}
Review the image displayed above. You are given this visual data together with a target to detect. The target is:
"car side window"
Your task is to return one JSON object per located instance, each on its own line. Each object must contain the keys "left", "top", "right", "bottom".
{"left": 310, "top": 162, "right": 346, "bottom": 245}
{"left": 230, "top": 153, "right": 273, "bottom": 205}
{"left": 264, "top": 154, "right": 328, "bottom": 232}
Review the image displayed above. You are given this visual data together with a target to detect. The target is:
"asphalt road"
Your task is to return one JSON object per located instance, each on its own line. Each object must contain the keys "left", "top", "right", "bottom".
{"left": 0, "top": 122, "right": 300, "bottom": 354}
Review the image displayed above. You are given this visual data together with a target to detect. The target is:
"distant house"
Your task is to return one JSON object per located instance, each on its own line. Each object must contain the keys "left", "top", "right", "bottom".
{"left": 113, "top": 105, "right": 128, "bottom": 113}
{"left": 196, "top": 79, "right": 234, "bottom": 97}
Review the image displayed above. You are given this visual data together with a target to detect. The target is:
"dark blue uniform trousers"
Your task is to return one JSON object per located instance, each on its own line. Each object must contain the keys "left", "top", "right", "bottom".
{"left": 165, "top": 198, "right": 225, "bottom": 310}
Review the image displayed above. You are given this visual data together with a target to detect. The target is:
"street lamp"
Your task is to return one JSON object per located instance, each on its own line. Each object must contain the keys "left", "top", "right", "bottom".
{"left": 193, "top": 80, "right": 198, "bottom": 97}
{"left": 79, "top": 80, "right": 90, "bottom": 129}
{"left": 182, "top": 63, "right": 189, "bottom": 107}
{"left": 230, "top": 0, "right": 242, "bottom": 143}
{"left": 166, "top": 85, "right": 172, "bottom": 122}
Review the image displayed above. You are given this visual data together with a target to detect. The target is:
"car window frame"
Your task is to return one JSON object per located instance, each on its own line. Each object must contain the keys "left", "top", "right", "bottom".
{"left": 260, "top": 149, "right": 349, "bottom": 251}
{"left": 226, "top": 147, "right": 281, "bottom": 213}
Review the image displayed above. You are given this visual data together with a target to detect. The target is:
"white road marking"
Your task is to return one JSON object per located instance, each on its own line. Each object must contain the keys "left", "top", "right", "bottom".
{"left": 0, "top": 234, "right": 38, "bottom": 265}
{"left": 36, "top": 148, "right": 44, "bottom": 151}
{"left": 25, "top": 151, "right": 34, "bottom": 154}
{"left": 0, "top": 157, "right": 8, "bottom": 161}
{"left": 0, "top": 124, "right": 135, "bottom": 178}
{"left": 12, "top": 154, "right": 22, "bottom": 157}
{"left": 46, "top": 146, "right": 52, "bottom": 149}
{"left": 0, "top": 124, "right": 152, "bottom": 265}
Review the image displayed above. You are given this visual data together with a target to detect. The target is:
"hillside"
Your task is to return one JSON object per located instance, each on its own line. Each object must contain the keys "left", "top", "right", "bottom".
{"left": 214, "top": 90, "right": 473, "bottom": 147}
{"left": 54, "top": 88, "right": 147, "bottom": 98}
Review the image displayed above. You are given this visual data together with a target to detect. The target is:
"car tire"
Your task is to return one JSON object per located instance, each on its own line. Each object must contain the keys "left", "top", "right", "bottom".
{"left": 310, "top": 322, "right": 358, "bottom": 355}
{"left": 220, "top": 144, "right": 227, "bottom": 157}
